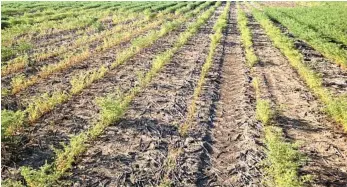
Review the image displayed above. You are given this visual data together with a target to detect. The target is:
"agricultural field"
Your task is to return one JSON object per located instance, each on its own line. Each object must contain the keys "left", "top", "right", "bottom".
{"left": 1, "top": 1, "right": 347, "bottom": 187}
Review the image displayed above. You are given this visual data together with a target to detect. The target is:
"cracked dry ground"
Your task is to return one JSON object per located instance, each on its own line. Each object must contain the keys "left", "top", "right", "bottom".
{"left": 3, "top": 3, "right": 347, "bottom": 187}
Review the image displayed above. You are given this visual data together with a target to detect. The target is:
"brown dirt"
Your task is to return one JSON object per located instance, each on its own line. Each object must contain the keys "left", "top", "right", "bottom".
{"left": 245, "top": 7, "right": 347, "bottom": 187}
{"left": 60, "top": 6, "right": 222, "bottom": 186}
{"left": 201, "top": 4, "right": 264, "bottom": 186}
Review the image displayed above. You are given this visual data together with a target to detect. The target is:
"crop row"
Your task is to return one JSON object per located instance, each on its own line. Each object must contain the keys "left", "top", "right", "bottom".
{"left": 2, "top": 3, "right": 194, "bottom": 70}
{"left": 1, "top": 2, "right": 180, "bottom": 61}
{"left": 253, "top": 76, "right": 305, "bottom": 187}
{"left": 1, "top": 2, "right": 214, "bottom": 143}
{"left": 2, "top": 2, "right": 126, "bottom": 29}
{"left": 6, "top": 2, "right": 197, "bottom": 95}
{"left": 161, "top": 2, "right": 229, "bottom": 186}
{"left": 236, "top": 3, "right": 258, "bottom": 67}
{"left": 179, "top": 2, "right": 229, "bottom": 137}
{"left": 1, "top": 3, "right": 184, "bottom": 77}
{"left": 250, "top": 5, "right": 347, "bottom": 131}
{"left": 237, "top": 6, "right": 305, "bottom": 186}
{"left": 1, "top": 3, "right": 219, "bottom": 187}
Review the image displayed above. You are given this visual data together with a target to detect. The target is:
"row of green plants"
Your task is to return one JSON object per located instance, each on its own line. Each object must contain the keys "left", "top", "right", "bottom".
{"left": 238, "top": 6, "right": 306, "bottom": 186}
{"left": 179, "top": 1, "right": 229, "bottom": 137}
{"left": 5, "top": 3, "right": 199, "bottom": 92}
{"left": 2, "top": 2, "right": 194, "bottom": 77}
{"left": 251, "top": 7, "right": 347, "bottom": 131}
{"left": 236, "top": 3, "right": 258, "bottom": 67}
{"left": 159, "top": 3, "right": 227, "bottom": 186}
{"left": 1, "top": 2, "right": 164, "bottom": 63}
{"left": 2, "top": 15, "right": 167, "bottom": 77}
{"left": 1, "top": 2, "right": 160, "bottom": 61}
{"left": 3, "top": 3, "right": 218, "bottom": 187}
{"left": 2, "top": 1, "right": 122, "bottom": 18}
{"left": 263, "top": 7, "right": 347, "bottom": 68}
{"left": 8, "top": 15, "right": 173, "bottom": 94}
{"left": 1, "top": 1, "right": 213, "bottom": 143}
{"left": 2, "top": 5, "right": 114, "bottom": 47}
{"left": 253, "top": 77, "right": 306, "bottom": 187}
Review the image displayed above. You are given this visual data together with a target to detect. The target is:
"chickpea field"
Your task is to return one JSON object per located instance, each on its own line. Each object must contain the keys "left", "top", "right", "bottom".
{"left": 1, "top": 1, "right": 347, "bottom": 187}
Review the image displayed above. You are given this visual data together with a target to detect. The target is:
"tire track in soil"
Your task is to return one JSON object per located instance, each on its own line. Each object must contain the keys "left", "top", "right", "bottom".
{"left": 1, "top": 16, "right": 178, "bottom": 111}
{"left": 271, "top": 20, "right": 347, "bottom": 97}
{"left": 245, "top": 8, "right": 347, "bottom": 187}
{"left": 183, "top": 3, "right": 264, "bottom": 186}
{"left": 1, "top": 14, "right": 196, "bottom": 180}
{"left": 60, "top": 6, "right": 223, "bottom": 187}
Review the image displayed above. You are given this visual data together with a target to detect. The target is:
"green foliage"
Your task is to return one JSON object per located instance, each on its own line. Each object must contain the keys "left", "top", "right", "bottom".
{"left": 256, "top": 99, "right": 273, "bottom": 125}
{"left": 264, "top": 6, "right": 347, "bottom": 67}
{"left": 95, "top": 93, "right": 125, "bottom": 125}
{"left": 1, "top": 110, "right": 25, "bottom": 139}
{"left": 26, "top": 92, "right": 69, "bottom": 122}
{"left": 180, "top": 2, "right": 229, "bottom": 136}
{"left": 1, "top": 179, "right": 25, "bottom": 187}
{"left": 1, "top": 46, "right": 16, "bottom": 61}
{"left": 54, "top": 133, "right": 88, "bottom": 173}
{"left": 92, "top": 21, "right": 105, "bottom": 32}
{"left": 263, "top": 126, "right": 306, "bottom": 187}
{"left": 70, "top": 66, "right": 107, "bottom": 94}
{"left": 251, "top": 6, "right": 347, "bottom": 131}
{"left": 21, "top": 163, "right": 58, "bottom": 187}
{"left": 10, "top": 74, "right": 26, "bottom": 94}
{"left": 236, "top": 4, "right": 258, "bottom": 67}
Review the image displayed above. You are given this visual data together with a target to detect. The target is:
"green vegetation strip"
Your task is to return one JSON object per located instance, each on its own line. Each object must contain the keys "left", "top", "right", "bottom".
{"left": 253, "top": 77, "right": 305, "bottom": 187}
{"left": 179, "top": 2, "right": 230, "bottom": 137}
{"left": 160, "top": 3, "right": 229, "bottom": 186}
{"left": 1, "top": 2, "right": 214, "bottom": 141}
{"left": 1, "top": 2, "right": 198, "bottom": 77}
{"left": 1, "top": 7, "right": 177, "bottom": 77}
{"left": 8, "top": 14, "right": 172, "bottom": 94}
{"left": 250, "top": 7, "right": 347, "bottom": 131}
{"left": 236, "top": 3, "right": 258, "bottom": 67}
{"left": 237, "top": 7, "right": 306, "bottom": 185}
{"left": 263, "top": 7, "right": 347, "bottom": 68}
{"left": 1, "top": 4, "right": 220, "bottom": 187}
{"left": 1, "top": 2, "right": 172, "bottom": 61}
